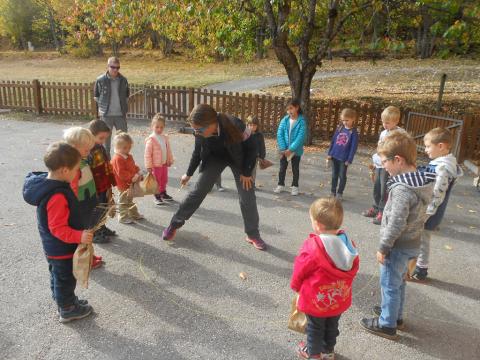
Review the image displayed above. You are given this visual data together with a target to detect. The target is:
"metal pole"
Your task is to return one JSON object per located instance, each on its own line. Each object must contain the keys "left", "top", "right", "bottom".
{"left": 436, "top": 73, "right": 447, "bottom": 111}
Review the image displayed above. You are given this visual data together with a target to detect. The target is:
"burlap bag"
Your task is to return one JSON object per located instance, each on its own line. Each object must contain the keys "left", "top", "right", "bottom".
{"left": 73, "top": 243, "right": 94, "bottom": 289}
{"left": 288, "top": 294, "right": 307, "bottom": 334}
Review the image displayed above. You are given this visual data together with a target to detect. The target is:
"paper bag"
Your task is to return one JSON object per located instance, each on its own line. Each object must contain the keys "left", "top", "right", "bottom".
{"left": 258, "top": 158, "right": 273, "bottom": 170}
{"left": 73, "top": 243, "right": 94, "bottom": 289}
{"left": 130, "top": 173, "right": 159, "bottom": 198}
{"left": 288, "top": 295, "right": 307, "bottom": 333}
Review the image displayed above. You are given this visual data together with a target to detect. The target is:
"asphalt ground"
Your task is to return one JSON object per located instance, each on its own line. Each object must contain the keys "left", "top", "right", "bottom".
{"left": 0, "top": 117, "right": 479, "bottom": 360}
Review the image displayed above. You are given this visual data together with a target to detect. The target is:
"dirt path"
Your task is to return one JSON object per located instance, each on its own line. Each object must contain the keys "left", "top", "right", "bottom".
{"left": 206, "top": 65, "right": 454, "bottom": 92}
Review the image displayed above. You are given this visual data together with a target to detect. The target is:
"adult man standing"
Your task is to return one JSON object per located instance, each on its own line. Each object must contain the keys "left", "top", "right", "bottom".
{"left": 94, "top": 57, "right": 130, "bottom": 153}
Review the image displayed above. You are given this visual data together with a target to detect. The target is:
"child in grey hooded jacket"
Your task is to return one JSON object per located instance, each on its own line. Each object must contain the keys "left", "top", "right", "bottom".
{"left": 360, "top": 130, "right": 434, "bottom": 340}
{"left": 411, "top": 128, "right": 463, "bottom": 281}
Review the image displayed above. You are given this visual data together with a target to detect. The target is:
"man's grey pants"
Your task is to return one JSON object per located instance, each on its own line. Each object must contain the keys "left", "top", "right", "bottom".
{"left": 101, "top": 115, "right": 128, "bottom": 154}
{"left": 170, "top": 157, "right": 261, "bottom": 238}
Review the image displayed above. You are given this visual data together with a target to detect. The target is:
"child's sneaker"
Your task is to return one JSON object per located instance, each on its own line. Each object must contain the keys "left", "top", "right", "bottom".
{"left": 297, "top": 341, "right": 322, "bottom": 359}
{"left": 408, "top": 266, "right": 428, "bottom": 282}
{"left": 119, "top": 217, "right": 135, "bottom": 224}
{"left": 92, "top": 256, "right": 103, "bottom": 269}
{"left": 372, "top": 211, "right": 383, "bottom": 225}
{"left": 360, "top": 317, "right": 399, "bottom": 340}
{"left": 372, "top": 305, "right": 405, "bottom": 330}
{"left": 93, "top": 231, "right": 110, "bottom": 244}
{"left": 59, "top": 303, "right": 93, "bottom": 323}
{"left": 102, "top": 225, "right": 117, "bottom": 237}
{"left": 154, "top": 197, "right": 165, "bottom": 206}
{"left": 274, "top": 185, "right": 285, "bottom": 193}
{"left": 362, "top": 207, "right": 378, "bottom": 218}
{"left": 291, "top": 186, "right": 299, "bottom": 196}
{"left": 161, "top": 192, "right": 174, "bottom": 202}
{"left": 131, "top": 213, "right": 145, "bottom": 221}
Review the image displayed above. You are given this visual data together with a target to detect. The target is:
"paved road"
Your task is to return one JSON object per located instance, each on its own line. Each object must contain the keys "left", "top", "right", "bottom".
{"left": 1, "top": 117, "right": 479, "bottom": 360}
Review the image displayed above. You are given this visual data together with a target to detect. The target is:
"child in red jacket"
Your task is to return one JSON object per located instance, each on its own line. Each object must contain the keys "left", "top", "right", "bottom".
{"left": 291, "top": 198, "right": 359, "bottom": 360}
{"left": 111, "top": 132, "right": 144, "bottom": 224}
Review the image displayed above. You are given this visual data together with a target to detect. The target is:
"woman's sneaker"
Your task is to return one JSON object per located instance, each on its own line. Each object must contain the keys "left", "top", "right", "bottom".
{"left": 372, "top": 305, "right": 405, "bottom": 330}
{"left": 162, "top": 225, "right": 177, "bottom": 241}
{"left": 274, "top": 185, "right": 285, "bottom": 193}
{"left": 59, "top": 303, "right": 93, "bottom": 323}
{"left": 245, "top": 236, "right": 267, "bottom": 250}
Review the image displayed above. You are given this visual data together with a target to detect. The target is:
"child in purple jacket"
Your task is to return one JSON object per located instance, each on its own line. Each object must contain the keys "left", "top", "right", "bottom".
{"left": 327, "top": 108, "right": 359, "bottom": 200}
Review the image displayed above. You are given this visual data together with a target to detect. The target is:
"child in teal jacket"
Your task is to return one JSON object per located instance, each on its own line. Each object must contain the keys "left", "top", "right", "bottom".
{"left": 274, "top": 99, "right": 306, "bottom": 196}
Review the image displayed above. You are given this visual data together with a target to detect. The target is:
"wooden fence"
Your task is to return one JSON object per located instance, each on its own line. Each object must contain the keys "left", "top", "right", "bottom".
{"left": 1, "top": 79, "right": 479, "bottom": 161}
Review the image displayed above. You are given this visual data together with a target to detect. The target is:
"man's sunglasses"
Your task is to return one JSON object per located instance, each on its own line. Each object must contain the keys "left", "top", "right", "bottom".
{"left": 109, "top": 65, "right": 120, "bottom": 70}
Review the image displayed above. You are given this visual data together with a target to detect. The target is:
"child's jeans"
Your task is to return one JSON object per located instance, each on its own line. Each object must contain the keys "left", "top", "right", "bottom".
{"left": 118, "top": 189, "right": 141, "bottom": 221}
{"left": 278, "top": 155, "right": 300, "bottom": 187}
{"left": 47, "top": 257, "right": 76, "bottom": 309}
{"left": 373, "top": 168, "right": 389, "bottom": 212}
{"left": 331, "top": 158, "right": 348, "bottom": 195}
{"left": 379, "top": 248, "right": 419, "bottom": 328}
{"left": 306, "top": 314, "right": 341, "bottom": 355}
{"left": 153, "top": 165, "right": 168, "bottom": 194}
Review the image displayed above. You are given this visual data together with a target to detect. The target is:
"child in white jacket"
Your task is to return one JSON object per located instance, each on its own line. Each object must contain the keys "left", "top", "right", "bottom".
{"left": 411, "top": 128, "right": 463, "bottom": 281}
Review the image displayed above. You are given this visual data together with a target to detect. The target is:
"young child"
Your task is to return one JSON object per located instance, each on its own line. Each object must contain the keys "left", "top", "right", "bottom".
{"left": 362, "top": 106, "right": 403, "bottom": 225}
{"left": 247, "top": 115, "right": 266, "bottom": 183}
{"left": 63, "top": 127, "right": 104, "bottom": 268}
{"left": 327, "top": 108, "right": 359, "bottom": 201}
{"left": 410, "top": 128, "right": 463, "bottom": 281}
{"left": 360, "top": 130, "right": 434, "bottom": 340}
{"left": 88, "top": 120, "right": 117, "bottom": 241}
{"left": 111, "top": 132, "right": 144, "bottom": 224}
{"left": 23, "top": 142, "right": 94, "bottom": 323}
{"left": 291, "top": 197, "right": 359, "bottom": 359}
{"left": 144, "top": 114, "right": 174, "bottom": 206}
{"left": 274, "top": 99, "right": 307, "bottom": 196}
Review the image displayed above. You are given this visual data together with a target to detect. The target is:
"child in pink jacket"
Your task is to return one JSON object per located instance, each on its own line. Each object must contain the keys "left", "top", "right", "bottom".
{"left": 144, "top": 114, "right": 174, "bottom": 205}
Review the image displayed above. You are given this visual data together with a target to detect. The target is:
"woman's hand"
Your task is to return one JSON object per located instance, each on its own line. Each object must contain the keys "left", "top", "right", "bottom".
{"left": 180, "top": 174, "right": 191, "bottom": 186}
{"left": 240, "top": 175, "right": 253, "bottom": 191}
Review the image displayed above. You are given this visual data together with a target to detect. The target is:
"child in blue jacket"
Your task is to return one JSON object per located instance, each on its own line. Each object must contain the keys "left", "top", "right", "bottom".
{"left": 274, "top": 99, "right": 307, "bottom": 196}
{"left": 327, "top": 108, "right": 359, "bottom": 200}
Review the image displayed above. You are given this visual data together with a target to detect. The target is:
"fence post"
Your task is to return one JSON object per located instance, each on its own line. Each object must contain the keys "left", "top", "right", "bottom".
{"left": 188, "top": 88, "right": 195, "bottom": 113}
{"left": 32, "top": 79, "right": 42, "bottom": 114}
{"left": 91, "top": 83, "right": 98, "bottom": 118}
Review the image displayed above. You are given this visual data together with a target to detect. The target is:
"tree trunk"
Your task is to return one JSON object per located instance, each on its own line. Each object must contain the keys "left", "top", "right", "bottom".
{"left": 416, "top": 6, "right": 434, "bottom": 59}
{"left": 111, "top": 40, "right": 119, "bottom": 57}
{"left": 47, "top": 9, "right": 60, "bottom": 51}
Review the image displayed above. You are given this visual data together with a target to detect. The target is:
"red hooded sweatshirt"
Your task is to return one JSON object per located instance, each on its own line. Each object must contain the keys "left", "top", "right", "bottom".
{"left": 291, "top": 231, "right": 359, "bottom": 318}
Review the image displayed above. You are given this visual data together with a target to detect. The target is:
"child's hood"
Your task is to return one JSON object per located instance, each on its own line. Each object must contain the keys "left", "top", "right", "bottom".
{"left": 430, "top": 154, "right": 463, "bottom": 178}
{"left": 23, "top": 172, "right": 70, "bottom": 206}
{"left": 387, "top": 170, "right": 435, "bottom": 205}
{"left": 310, "top": 233, "right": 359, "bottom": 279}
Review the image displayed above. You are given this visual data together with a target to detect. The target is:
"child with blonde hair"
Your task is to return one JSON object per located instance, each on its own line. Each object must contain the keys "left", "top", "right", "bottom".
{"left": 362, "top": 106, "right": 404, "bottom": 224}
{"left": 63, "top": 127, "right": 104, "bottom": 268}
{"left": 291, "top": 198, "right": 359, "bottom": 359}
{"left": 144, "top": 114, "right": 174, "bottom": 205}
{"left": 111, "top": 132, "right": 144, "bottom": 224}
{"left": 327, "top": 108, "right": 359, "bottom": 200}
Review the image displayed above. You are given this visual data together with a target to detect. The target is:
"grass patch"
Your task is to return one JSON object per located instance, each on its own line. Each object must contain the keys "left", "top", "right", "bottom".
{"left": 0, "top": 51, "right": 284, "bottom": 87}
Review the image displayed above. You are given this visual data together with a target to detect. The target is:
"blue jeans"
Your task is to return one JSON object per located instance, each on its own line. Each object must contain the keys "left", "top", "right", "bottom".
{"left": 47, "top": 258, "right": 77, "bottom": 309}
{"left": 331, "top": 158, "right": 348, "bottom": 195}
{"left": 379, "top": 248, "right": 419, "bottom": 328}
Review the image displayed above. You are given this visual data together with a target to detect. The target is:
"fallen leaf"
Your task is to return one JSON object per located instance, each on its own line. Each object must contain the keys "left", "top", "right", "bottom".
{"left": 3, "top": 223, "right": 15, "bottom": 227}
{"left": 468, "top": 209, "right": 477, "bottom": 213}
{"left": 456, "top": 204, "right": 463, "bottom": 209}
{"left": 239, "top": 272, "right": 247, "bottom": 280}
{"left": 444, "top": 245, "right": 453, "bottom": 250}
